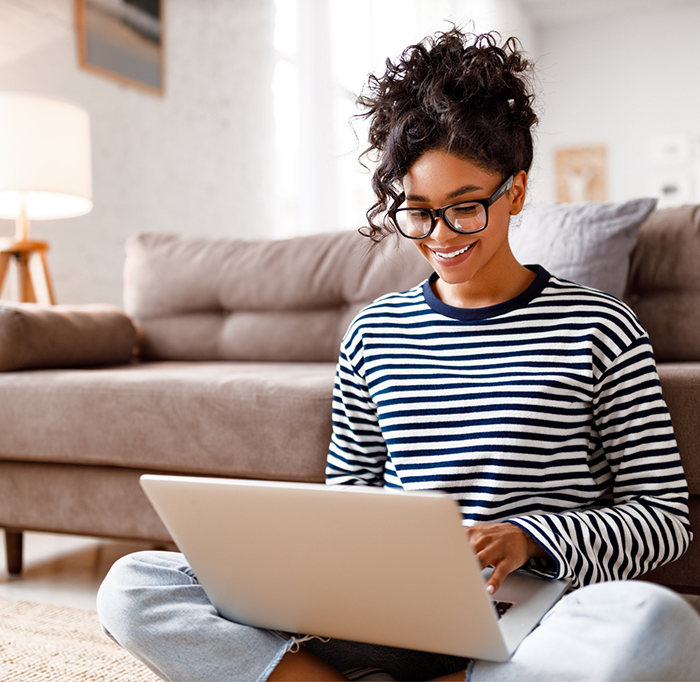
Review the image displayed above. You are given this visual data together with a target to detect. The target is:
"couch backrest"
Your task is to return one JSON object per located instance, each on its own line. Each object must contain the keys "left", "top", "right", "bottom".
{"left": 624, "top": 205, "right": 700, "bottom": 362}
{"left": 126, "top": 205, "right": 700, "bottom": 364}
{"left": 124, "top": 230, "right": 432, "bottom": 362}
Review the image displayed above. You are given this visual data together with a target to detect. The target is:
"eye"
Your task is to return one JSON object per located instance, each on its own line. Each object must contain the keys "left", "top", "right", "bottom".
{"left": 451, "top": 204, "right": 479, "bottom": 218}
{"left": 406, "top": 209, "right": 430, "bottom": 221}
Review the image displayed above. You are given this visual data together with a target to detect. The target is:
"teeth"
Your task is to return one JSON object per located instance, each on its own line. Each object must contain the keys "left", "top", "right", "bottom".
{"left": 433, "top": 243, "right": 474, "bottom": 260}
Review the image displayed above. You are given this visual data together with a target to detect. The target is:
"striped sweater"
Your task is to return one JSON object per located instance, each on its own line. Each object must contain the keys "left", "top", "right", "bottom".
{"left": 326, "top": 266, "right": 692, "bottom": 588}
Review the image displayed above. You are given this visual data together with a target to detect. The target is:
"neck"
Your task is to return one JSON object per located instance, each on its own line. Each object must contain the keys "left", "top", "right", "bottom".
{"left": 433, "top": 250, "right": 536, "bottom": 309}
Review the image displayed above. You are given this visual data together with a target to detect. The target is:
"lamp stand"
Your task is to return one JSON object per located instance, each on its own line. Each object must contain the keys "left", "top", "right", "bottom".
{"left": 16, "top": 204, "right": 30, "bottom": 242}
{"left": 0, "top": 210, "right": 56, "bottom": 304}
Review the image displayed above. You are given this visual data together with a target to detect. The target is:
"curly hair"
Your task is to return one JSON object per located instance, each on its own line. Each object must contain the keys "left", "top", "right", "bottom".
{"left": 356, "top": 28, "right": 538, "bottom": 242}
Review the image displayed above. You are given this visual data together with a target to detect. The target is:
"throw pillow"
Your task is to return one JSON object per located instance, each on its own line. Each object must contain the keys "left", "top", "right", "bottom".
{"left": 509, "top": 198, "right": 658, "bottom": 299}
{"left": 0, "top": 303, "right": 138, "bottom": 371}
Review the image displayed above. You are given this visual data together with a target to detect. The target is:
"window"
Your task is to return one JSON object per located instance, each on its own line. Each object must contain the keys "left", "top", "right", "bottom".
{"left": 272, "top": 0, "right": 535, "bottom": 238}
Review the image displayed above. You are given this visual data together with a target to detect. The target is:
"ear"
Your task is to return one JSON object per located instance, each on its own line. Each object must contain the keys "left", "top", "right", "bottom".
{"left": 508, "top": 171, "right": 528, "bottom": 216}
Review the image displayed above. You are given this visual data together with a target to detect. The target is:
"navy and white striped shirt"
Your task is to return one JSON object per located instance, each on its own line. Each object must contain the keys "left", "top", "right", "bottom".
{"left": 326, "top": 266, "right": 692, "bottom": 588}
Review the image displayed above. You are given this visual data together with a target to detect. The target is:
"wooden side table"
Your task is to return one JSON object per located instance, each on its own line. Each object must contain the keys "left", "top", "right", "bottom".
{"left": 0, "top": 238, "right": 56, "bottom": 304}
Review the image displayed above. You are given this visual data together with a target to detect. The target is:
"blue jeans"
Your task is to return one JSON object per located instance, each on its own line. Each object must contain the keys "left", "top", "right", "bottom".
{"left": 96, "top": 551, "right": 700, "bottom": 681}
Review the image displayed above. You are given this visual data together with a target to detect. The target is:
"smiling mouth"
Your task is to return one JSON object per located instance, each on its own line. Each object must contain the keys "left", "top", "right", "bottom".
{"left": 430, "top": 242, "right": 475, "bottom": 260}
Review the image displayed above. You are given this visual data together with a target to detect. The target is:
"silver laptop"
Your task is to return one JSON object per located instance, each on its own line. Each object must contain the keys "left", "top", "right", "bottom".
{"left": 140, "top": 475, "right": 570, "bottom": 662}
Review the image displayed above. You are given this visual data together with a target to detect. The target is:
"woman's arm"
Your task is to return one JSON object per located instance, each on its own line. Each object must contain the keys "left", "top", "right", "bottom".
{"left": 466, "top": 522, "right": 548, "bottom": 594}
{"left": 326, "top": 340, "right": 388, "bottom": 487}
{"left": 502, "top": 336, "right": 692, "bottom": 588}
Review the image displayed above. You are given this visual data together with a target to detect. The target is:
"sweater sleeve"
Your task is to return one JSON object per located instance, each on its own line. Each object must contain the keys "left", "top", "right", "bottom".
{"left": 325, "top": 336, "right": 388, "bottom": 487}
{"left": 509, "top": 336, "right": 693, "bottom": 587}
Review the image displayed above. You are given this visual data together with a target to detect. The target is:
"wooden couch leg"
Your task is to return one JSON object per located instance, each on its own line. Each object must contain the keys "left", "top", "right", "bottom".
{"left": 4, "top": 530, "right": 23, "bottom": 575}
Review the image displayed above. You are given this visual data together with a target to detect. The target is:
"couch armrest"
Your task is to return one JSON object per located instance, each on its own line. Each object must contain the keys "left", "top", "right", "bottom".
{"left": 658, "top": 362, "right": 700, "bottom": 495}
{"left": 0, "top": 303, "right": 138, "bottom": 371}
{"left": 635, "top": 362, "right": 700, "bottom": 592}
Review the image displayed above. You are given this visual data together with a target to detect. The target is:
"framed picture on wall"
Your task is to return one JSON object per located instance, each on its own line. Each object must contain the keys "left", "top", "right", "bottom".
{"left": 76, "top": 0, "right": 164, "bottom": 96}
{"left": 554, "top": 146, "right": 607, "bottom": 203}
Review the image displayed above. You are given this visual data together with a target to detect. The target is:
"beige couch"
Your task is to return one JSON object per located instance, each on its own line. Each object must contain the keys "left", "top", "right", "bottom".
{"left": 0, "top": 205, "right": 698, "bottom": 594}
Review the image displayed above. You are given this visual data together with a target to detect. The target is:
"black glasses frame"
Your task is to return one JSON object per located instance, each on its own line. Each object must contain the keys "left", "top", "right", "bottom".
{"left": 389, "top": 174, "right": 515, "bottom": 240}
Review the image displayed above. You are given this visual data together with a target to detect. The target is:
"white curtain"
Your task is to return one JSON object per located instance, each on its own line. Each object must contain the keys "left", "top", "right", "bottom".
{"left": 272, "top": 0, "right": 537, "bottom": 239}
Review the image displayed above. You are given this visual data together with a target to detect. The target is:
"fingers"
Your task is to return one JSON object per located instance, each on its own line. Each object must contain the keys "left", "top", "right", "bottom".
{"left": 466, "top": 523, "right": 532, "bottom": 595}
{"left": 485, "top": 557, "right": 518, "bottom": 595}
{"left": 473, "top": 536, "right": 519, "bottom": 594}
{"left": 466, "top": 526, "right": 497, "bottom": 569}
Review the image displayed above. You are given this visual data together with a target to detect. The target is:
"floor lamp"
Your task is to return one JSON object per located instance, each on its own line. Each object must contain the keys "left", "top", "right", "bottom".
{"left": 0, "top": 92, "right": 93, "bottom": 304}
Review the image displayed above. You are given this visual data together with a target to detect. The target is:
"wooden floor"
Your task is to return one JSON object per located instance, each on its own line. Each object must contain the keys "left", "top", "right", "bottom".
{"left": 0, "top": 531, "right": 156, "bottom": 611}
{"left": 2, "top": 531, "right": 700, "bottom": 617}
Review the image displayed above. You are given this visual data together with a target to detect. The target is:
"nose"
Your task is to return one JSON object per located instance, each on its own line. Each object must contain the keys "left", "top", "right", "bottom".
{"left": 429, "top": 215, "right": 454, "bottom": 243}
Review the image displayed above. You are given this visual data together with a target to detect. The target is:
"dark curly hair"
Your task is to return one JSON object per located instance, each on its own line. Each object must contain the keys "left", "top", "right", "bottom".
{"left": 356, "top": 28, "right": 538, "bottom": 242}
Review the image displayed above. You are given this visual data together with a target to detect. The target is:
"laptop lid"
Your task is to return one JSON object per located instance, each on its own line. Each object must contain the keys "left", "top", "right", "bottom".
{"left": 140, "top": 475, "right": 568, "bottom": 662}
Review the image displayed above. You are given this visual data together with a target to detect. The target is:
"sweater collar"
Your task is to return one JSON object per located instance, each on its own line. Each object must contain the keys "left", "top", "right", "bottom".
{"left": 422, "top": 265, "right": 550, "bottom": 321}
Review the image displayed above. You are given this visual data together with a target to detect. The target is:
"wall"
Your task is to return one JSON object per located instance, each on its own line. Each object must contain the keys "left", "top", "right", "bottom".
{"left": 0, "top": 0, "right": 275, "bottom": 306}
{"left": 283, "top": 0, "right": 539, "bottom": 238}
{"left": 3, "top": 1, "right": 697, "bottom": 305}
{"left": 530, "top": 3, "right": 700, "bottom": 204}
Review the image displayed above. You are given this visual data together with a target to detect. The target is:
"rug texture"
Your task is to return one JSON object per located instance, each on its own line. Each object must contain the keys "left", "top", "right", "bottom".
{"left": 0, "top": 597, "right": 161, "bottom": 681}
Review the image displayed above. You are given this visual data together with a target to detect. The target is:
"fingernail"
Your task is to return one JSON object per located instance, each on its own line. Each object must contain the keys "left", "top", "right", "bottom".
{"left": 486, "top": 584, "right": 495, "bottom": 595}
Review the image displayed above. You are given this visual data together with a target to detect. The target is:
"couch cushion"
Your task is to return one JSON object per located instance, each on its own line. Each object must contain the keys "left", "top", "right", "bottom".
{"left": 657, "top": 362, "right": 700, "bottom": 496}
{"left": 625, "top": 205, "right": 700, "bottom": 362}
{"left": 0, "top": 461, "right": 173, "bottom": 542}
{"left": 0, "top": 303, "right": 137, "bottom": 371}
{"left": 510, "top": 197, "right": 657, "bottom": 299}
{"left": 123, "top": 231, "right": 431, "bottom": 362}
{"left": 0, "top": 361, "right": 336, "bottom": 483}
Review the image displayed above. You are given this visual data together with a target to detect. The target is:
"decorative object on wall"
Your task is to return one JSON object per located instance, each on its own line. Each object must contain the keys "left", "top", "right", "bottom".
{"left": 554, "top": 145, "right": 607, "bottom": 203}
{"left": 650, "top": 173, "right": 693, "bottom": 208}
{"left": 649, "top": 133, "right": 691, "bottom": 166}
{"left": 0, "top": 92, "right": 93, "bottom": 304}
{"left": 647, "top": 133, "right": 697, "bottom": 208}
{"left": 76, "top": 0, "right": 164, "bottom": 96}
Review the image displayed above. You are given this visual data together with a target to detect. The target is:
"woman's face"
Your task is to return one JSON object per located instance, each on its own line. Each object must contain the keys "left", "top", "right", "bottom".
{"left": 401, "top": 150, "right": 528, "bottom": 306}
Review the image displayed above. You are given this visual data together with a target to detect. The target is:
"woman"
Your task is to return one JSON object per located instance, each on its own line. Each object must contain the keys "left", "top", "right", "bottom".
{"left": 97, "top": 29, "right": 699, "bottom": 681}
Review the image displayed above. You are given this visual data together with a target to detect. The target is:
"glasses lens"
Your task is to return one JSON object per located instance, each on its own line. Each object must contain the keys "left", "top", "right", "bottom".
{"left": 445, "top": 202, "right": 487, "bottom": 233}
{"left": 393, "top": 208, "right": 432, "bottom": 238}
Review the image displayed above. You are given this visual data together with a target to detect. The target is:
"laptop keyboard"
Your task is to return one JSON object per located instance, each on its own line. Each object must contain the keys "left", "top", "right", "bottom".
{"left": 493, "top": 600, "right": 514, "bottom": 619}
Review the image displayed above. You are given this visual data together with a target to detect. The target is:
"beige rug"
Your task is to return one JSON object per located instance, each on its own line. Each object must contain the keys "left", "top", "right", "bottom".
{"left": 0, "top": 597, "right": 161, "bottom": 681}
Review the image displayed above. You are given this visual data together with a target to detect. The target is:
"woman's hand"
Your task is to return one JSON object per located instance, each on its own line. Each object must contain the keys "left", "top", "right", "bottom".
{"left": 466, "top": 523, "right": 547, "bottom": 595}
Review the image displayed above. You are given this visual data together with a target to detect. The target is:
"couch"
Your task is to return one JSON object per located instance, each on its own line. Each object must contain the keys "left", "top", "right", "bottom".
{"left": 0, "top": 202, "right": 698, "bottom": 594}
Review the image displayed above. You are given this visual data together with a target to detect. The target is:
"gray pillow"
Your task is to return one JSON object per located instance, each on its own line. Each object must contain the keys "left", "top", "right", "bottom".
{"left": 510, "top": 198, "right": 658, "bottom": 299}
{"left": 0, "top": 303, "right": 138, "bottom": 371}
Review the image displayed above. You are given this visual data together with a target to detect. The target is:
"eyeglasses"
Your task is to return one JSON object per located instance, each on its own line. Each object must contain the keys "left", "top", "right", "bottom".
{"left": 389, "top": 174, "right": 515, "bottom": 240}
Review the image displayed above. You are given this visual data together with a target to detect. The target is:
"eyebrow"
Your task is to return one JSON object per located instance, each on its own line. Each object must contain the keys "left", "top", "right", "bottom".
{"left": 405, "top": 184, "right": 485, "bottom": 203}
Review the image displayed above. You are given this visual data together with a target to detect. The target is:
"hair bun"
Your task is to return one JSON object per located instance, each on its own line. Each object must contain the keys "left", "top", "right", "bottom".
{"left": 357, "top": 28, "right": 538, "bottom": 243}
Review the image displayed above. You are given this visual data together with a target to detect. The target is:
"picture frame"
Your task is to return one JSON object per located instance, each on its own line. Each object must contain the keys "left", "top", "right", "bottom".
{"left": 76, "top": 0, "right": 164, "bottom": 96}
{"left": 651, "top": 172, "right": 693, "bottom": 209}
{"left": 554, "top": 145, "right": 607, "bottom": 203}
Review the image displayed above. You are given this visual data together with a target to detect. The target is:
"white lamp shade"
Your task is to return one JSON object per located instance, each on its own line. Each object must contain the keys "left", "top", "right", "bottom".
{"left": 0, "top": 92, "right": 93, "bottom": 220}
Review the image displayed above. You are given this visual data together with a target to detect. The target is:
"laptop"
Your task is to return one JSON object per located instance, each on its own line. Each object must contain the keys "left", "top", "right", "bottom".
{"left": 140, "top": 474, "right": 570, "bottom": 662}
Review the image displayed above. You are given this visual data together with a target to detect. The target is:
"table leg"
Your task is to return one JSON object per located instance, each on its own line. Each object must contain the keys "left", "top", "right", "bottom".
{"left": 0, "top": 253, "right": 10, "bottom": 297}
{"left": 38, "top": 250, "right": 56, "bottom": 304}
{"left": 16, "top": 252, "right": 37, "bottom": 303}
